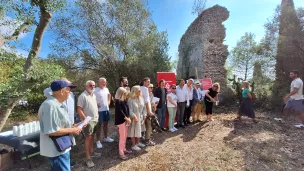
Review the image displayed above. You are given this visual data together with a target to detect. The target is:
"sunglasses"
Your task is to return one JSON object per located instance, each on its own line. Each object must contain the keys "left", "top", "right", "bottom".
{"left": 172, "top": 87, "right": 176, "bottom": 89}
{"left": 89, "top": 85, "right": 95, "bottom": 87}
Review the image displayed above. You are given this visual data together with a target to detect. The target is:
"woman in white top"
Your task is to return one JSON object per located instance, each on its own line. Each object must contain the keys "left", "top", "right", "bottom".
{"left": 167, "top": 84, "right": 178, "bottom": 132}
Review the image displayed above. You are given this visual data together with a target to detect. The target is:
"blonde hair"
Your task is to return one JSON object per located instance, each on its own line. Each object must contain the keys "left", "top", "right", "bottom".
{"left": 116, "top": 87, "right": 127, "bottom": 100}
{"left": 242, "top": 81, "right": 250, "bottom": 89}
{"left": 213, "top": 83, "right": 221, "bottom": 92}
{"left": 129, "top": 85, "right": 141, "bottom": 99}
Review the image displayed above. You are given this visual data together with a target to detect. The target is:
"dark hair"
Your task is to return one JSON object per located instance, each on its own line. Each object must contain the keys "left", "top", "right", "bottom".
{"left": 139, "top": 82, "right": 144, "bottom": 86}
{"left": 291, "top": 70, "right": 299, "bottom": 76}
{"left": 143, "top": 77, "right": 150, "bottom": 82}
{"left": 120, "top": 77, "right": 127, "bottom": 83}
{"left": 179, "top": 79, "right": 185, "bottom": 83}
{"left": 159, "top": 79, "right": 165, "bottom": 84}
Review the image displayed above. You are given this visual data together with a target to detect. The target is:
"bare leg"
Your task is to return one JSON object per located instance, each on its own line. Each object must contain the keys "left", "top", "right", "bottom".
{"left": 136, "top": 137, "right": 140, "bottom": 144}
{"left": 85, "top": 136, "right": 93, "bottom": 160}
{"left": 103, "top": 121, "right": 108, "bottom": 138}
{"left": 299, "top": 111, "right": 304, "bottom": 124}
{"left": 131, "top": 137, "right": 136, "bottom": 146}
{"left": 96, "top": 124, "right": 102, "bottom": 141}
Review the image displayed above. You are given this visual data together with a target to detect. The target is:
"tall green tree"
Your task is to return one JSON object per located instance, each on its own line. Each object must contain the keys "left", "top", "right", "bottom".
{"left": 0, "top": 0, "right": 67, "bottom": 131}
{"left": 230, "top": 32, "right": 259, "bottom": 80}
{"left": 272, "top": 0, "right": 304, "bottom": 104}
{"left": 49, "top": 0, "right": 171, "bottom": 89}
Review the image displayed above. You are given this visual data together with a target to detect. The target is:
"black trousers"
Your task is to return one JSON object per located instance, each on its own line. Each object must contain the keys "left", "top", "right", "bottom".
{"left": 205, "top": 100, "right": 214, "bottom": 115}
{"left": 184, "top": 100, "right": 193, "bottom": 123}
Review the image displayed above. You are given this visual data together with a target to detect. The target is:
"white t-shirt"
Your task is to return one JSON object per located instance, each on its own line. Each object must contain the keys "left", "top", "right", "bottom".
{"left": 200, "top": 89, "right": 206, "bottom": 98}
{"left": 94, "top": 87, "right": 110, "bottom": 111}
{"left": 140, "top": 86, "right": 150, "bottom": 103}
{"left": 186, "top": 86, "right": 194, "bottom": 100}
{"left": 290, "top": 78, "right": 304, "bottom": 100}
{"left": 167, "top": 93, "right": 178, "bottom": 107}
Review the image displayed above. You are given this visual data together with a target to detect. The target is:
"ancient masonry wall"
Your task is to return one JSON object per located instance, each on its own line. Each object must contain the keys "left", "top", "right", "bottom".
{"left": 177, "top": 5, "right": 229, "bottom": 91}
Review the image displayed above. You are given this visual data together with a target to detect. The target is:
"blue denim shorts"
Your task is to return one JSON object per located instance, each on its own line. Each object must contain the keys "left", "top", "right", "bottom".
{"left": 98, "top": 110, "right": 110, "bottom": 124}
{"left": 48, "top": 151, "right": 70, "bottom": 171}
{"left": 285, "top": 99, "right": 304, "bottom": 111}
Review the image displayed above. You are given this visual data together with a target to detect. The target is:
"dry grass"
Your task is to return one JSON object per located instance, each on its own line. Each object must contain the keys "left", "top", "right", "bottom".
{"left": 7, "top": 108, "right": 304, "bottom": 171}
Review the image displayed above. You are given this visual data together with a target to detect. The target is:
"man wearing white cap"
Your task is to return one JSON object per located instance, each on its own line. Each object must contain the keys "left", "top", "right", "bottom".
{"left": 192, "top": 81, "right": 203, "bottom": 122}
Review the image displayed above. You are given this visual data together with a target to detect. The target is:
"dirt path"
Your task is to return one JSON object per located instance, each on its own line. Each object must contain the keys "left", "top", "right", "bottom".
{"left": 9, "top": 110, "right": 304, "bottom": 171}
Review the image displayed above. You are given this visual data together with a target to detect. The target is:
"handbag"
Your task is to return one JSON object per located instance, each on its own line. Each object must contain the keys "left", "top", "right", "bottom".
{"left": 50, "top": 135, "right": 73, "bottom": 152}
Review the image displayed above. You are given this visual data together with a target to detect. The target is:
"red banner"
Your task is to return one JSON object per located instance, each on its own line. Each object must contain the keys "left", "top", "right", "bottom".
{"left": 200, "top": 78, "right": 213, "bottom": 90}
{"left": 157, "top": 72, "right": 176, "bottom": 127}
{"left": 156, "top": 72, "right": 176, "bottom": 92}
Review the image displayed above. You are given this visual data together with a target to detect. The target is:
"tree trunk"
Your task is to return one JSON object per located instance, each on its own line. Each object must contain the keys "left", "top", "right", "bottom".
{"left": 244, "top": 61, "right": 248, "bottom": 80}
{"left": 24, "top": 6, "right": 52, "bottom": 75}
{"left": 0, "top": 97, "right": 21, "bottom": 131}
{"left": 0, "top": 6, "right": 52, "bottom": 132}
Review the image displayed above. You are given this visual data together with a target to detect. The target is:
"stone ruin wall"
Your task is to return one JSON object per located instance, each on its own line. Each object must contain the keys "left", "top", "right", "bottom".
{"left": 177, "top": 5, "right": 229, "bottom": 91}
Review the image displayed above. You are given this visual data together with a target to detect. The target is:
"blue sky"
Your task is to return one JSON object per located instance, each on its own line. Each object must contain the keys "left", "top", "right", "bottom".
{"left": 148, "top": 0, "right": 304, "bottom": 60}
{"left": 2, "top": 0, "right": 304, "bottom": 60}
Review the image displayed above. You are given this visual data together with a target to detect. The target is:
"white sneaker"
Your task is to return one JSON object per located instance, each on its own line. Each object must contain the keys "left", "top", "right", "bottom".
{"left": 131, "top": 145, "right": 141, "bottom": 151}
{"left": 137, "top": 142, "right": 146, "bottom": 148}
{"left": 295, "top": 124, "right": 304, "bottom": 128}
{"left": 274, "top": 118, "right": 282, "bottom": 121}
{"left": 170, "top": 128, "right": 175, "bottom": 132}
{"left": 104, "top": 137, "right": 114, "bottom": 143}
{"left": 173, "top": 127, "right": 178, "bottom": 131}
{"left": 96, "top": 141, "right": 103, "bottom": 149}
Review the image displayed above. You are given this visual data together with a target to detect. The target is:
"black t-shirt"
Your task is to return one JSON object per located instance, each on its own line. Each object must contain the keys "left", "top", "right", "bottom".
{"left": 115, "top": 99, "right": 129, "bottom": 125}
{"left": 204, "top": 88, "right": 218, "bottom": 101}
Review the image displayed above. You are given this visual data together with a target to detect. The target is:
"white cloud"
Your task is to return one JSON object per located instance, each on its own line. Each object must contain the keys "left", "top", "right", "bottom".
{"left": 0, "top": 16, "right": 28, "bottom": 40}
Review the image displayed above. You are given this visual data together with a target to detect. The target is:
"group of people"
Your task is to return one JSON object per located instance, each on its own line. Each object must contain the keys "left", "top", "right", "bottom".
{"left": 38, "top": 70, "right": 304, "bottom": 171}
{"left": 38, "top": 76, "right": 221, "bottom": 170}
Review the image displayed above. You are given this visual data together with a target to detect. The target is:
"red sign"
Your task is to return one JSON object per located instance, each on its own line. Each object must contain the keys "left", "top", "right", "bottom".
{"left": 157, "top": 72, "right": 176, "bottom": 92}
{"left": 157, "top": 72, "right": 176, "bottom": 127}
{"left": 200, "top": 78, "right": 213, "bottom": 90}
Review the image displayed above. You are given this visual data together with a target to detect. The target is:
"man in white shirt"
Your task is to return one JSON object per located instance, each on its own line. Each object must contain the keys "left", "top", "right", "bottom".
{"left": 94, "top": 77, "right": 114, "bottom": 149}
{"left": 283, "top": 70, "right": 304, "bottom": 127}
{"left": 140, "top": 77, "right": 155, "bottom": 145}
{"left": 175, "top": 79, "right": 190, "bottom": 128}
{"left": 184, "top": 78, "right": 194, "bottom": 125}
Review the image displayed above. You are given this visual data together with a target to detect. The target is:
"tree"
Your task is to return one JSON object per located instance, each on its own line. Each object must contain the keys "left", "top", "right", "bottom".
{"left": 49, "top": 0, "right": 171, "bottom": 90}
{"left": 192, "top": 0, "right": 207, "bottom": 16}
{"left": 230, "top": 32, "right": 259, "bottom": 80}
{"left": 272, "top": 0, "right": 304, "bottom": 105}
{"left": 0, "top": 0, "right": 66, "bottom": 131}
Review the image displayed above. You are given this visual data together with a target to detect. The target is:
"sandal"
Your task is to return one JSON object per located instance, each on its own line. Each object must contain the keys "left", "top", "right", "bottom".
{"left": 120, "top": 155, "right": 128, "bottom": 160}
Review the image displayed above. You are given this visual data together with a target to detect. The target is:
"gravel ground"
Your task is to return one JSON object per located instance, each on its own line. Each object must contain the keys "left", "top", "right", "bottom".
{"left": 6, "top": 107, "right": 304, "bottom": 171}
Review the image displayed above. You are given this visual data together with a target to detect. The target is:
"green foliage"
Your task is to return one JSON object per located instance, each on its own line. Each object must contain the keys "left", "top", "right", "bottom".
{"left": 49, "top": 0, "right": 171, "bottom": 89}
{"left": 272, "top": 1, "right": 304, "bottom": 105}
{"left": 0, "top": 50, "right": 66, "bottom": 110}
{"left": 230, "top": 32, "right": 259, "bottom": 80}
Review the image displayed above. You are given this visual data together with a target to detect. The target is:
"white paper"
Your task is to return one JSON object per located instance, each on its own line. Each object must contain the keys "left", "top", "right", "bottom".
{"left": 77, "top": 116, "right": 92, "bottom": 129}
{"left": 152, "top": 97, "right": 160, "bottom": 103}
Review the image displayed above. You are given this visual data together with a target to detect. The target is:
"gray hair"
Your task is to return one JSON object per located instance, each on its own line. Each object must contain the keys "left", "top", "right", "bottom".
{"left": 99, "top": 77, "right": 107, "bottom": 83}
{"left": 85, "top": 80, "right": 95, "bottom": 86}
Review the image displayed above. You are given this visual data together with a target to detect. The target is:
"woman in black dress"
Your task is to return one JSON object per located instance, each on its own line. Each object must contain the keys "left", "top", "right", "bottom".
{"left": 204, "top": 83, "right": 220, "bottom": 121}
